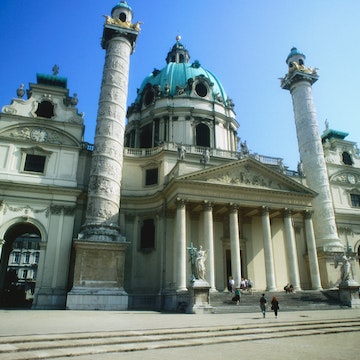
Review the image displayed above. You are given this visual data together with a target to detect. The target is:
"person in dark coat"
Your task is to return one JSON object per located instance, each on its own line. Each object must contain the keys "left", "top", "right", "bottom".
{"left": 271, "top": 296, "right": 279, "bottom": 318}
{"left": 259, "top": 293, "right": 267, "bottom": 318}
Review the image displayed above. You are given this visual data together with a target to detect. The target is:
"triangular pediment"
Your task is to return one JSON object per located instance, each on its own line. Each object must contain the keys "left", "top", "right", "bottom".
{"left": 175, "top": 157, "right": 315, "bottom": 195}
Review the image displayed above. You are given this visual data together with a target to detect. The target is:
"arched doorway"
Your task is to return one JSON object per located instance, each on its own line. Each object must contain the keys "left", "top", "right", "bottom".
{"left": 0, "top": 223, "right": 41, "bottom": 308}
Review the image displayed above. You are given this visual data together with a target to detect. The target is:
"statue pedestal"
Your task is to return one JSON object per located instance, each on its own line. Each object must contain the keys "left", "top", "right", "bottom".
{"left": 339, "top": 280, "right": 360, "bottom": 308}
{"left": 187, "top": 279, "right": 213, "bottom": 314}
{"left": 66, "top": 240, "right": 128, "bottom": 310}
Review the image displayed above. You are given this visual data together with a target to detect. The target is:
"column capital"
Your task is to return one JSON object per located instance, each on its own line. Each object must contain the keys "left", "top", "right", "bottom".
{"left": 283, "top": 208, "right": 293, "bottom": 217}
{"left": 229, "top": 203, "right": 239, "bottom": 212}
{"left": 260, "top": 206, "right": 269, "bottom": 215}
{"left": 203, "top": 201, "right": 213, "bottom": 211}
{"left": 304, "top": 210, "right": 313, "bottom": 219}
{"left": 175, "top": 197, "right": 186, "bottom": 209}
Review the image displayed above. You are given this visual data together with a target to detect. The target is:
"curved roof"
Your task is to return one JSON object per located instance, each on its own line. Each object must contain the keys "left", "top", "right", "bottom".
{"left": 134, "top": 62, "right": 228, "bottom": 105}
{"left": 286, "top": 47, "right": 305, "bottom": 63}
{"left": 112, "top": 1, "right": 132, "bottom": 12}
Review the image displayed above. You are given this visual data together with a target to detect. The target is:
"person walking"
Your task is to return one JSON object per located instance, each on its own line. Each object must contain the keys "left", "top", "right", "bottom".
{"left": 232, "top": 288, "right": 241, "bottom": 305}
{"left": 259, "top": 293, "right": 267, "bottom": 318}
{"left": 271, "top": 296, "right": 279, "bottom": 318}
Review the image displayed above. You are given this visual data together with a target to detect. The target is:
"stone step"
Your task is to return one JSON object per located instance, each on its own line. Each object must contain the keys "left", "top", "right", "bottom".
{"left": 0, "top": 318, "right": 359, "bottom": 359}
{"left": 209, "top": 290, "right": 340, "bottom": 313}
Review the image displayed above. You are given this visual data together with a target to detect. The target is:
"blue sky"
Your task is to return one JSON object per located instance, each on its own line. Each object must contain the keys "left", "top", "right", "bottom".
{"left": 1, "top": 0, "right": 359, "bottom": 170}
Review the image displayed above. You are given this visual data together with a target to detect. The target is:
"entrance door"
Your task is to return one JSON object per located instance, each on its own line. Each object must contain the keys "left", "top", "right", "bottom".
{"left": 0, "top": 223, "right": 40, "bottom": 308}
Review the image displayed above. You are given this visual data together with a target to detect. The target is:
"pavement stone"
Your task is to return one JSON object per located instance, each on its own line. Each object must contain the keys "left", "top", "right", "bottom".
{"left": 0, "top": 308, "right": 359, "bottom": 359}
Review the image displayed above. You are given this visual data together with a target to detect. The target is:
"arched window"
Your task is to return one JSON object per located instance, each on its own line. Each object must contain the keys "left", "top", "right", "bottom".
{"left": 342, "top": 151, "right": 353, "bottom": 165}
{"left": 35, "top": 100, "right": 54, "bottom": 118}
{"left": 196, "top": 123, "right": 210, "bottom": 147}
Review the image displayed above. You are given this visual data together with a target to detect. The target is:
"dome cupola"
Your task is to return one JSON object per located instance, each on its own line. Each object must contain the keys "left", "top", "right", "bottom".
{"left": 111, "top": 1, "right": 133, "bottom": 23}
{"left": 165, "top": 35, "right": 190, "bottom": 64}
{"left": 125, "top": 38, "right": 238, "bottom": 153}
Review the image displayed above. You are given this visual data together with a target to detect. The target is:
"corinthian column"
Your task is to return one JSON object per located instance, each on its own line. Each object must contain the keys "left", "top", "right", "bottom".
{"left": 175, "top": 198, "right": 187, "bottom": 291}
{"left": 304, "top": 211, "right": 322, "bottom": 290}
{"left": 261, "top": 207, "right": 276, "bottom": 291}
{"left": 283, "top": 209, "right": 301, "bottom": 291}
{"left": 229, "top": 204, "right": 242, "bottom": 288}
{"left": 203, "top": 201, "right": 216, "bottom": 291}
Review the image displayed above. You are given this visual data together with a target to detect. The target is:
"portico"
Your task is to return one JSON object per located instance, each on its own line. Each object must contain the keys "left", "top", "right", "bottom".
{"left": 169, "top": 196, "right": 321, "bottom": 294}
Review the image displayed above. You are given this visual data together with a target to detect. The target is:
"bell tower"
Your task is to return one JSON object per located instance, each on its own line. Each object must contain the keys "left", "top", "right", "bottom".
{"left": 281, "top": 48, "right": 344, "bottom": 287}
{"left": 67, "top": 1, "right": 140, "bottom": 310}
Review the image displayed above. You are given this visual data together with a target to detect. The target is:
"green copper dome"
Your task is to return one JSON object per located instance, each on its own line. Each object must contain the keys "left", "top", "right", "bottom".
{"left": 131, "top": 39, "right": 232, "bottom": 110}
{"left": 112, "top": 1, "right": 132, "bottom": 12}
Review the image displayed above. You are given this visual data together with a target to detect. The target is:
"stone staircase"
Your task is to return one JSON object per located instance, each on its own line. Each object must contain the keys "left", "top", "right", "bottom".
{"left": 210, "top": 289, "right": 341, "bottom": 313}
{"left": 1, "top": 317, "right": 359, "bottom": 359}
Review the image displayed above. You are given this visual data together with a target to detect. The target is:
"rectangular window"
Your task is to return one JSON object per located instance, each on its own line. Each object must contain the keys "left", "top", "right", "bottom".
{"left": 24, "top": 252, "right": 30, "bottom": 264}
{"left": 145, "top": 168, "right": 158, "bottom": 186}
{"left": 350, "top": 194, "right": 360, "bottom": 207}
{"left": 13, "top": 252, "right": 20, "bottom": 263}
{"left": 24, "top": 154, "right": 46, "bottom": 173}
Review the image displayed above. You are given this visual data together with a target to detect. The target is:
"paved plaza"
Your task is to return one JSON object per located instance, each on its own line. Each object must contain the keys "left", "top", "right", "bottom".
{"left": 0, "top": 308, "right": 359, "bottom": 359}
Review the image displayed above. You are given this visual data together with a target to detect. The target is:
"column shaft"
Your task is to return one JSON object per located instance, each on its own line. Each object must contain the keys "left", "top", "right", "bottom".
{"left": 261, "top": 207, "right": 276, "bottom": 291}
{"left": 203, "top": 202, "right": 216, "bottom": 291}
{"left": 283, "top": 210, "right": 301, "bottom": 290}
{"left": 290, "top": 81, "right": 342, "bottom": 251}
{"left": 304, "top": 211, "right": 322, "bottom": 290}
{"left": 229, "top": 205, "right": 241, "bottom": 288}
{"left": 83, "top": 36, "right": 133, "bottom": 240}
{"left": 175, "top": 200, "right": 187, "bottom": 291}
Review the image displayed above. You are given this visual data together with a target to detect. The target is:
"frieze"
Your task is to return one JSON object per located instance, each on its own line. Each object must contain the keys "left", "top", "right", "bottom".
{"left": 206, "top": 167, "right": 286, "bottom": 190}
{"left": 86, "top": 200, "right": 118, "bottom": 220}
{"left": 2, "top": 202, "right": 50, "bottom": 217}
{"left": 90, "top": 157, "right": 120, "bottom": 178}
{"left": 93, "top": 143, "right": 120, "bottom": 157}
{"left": 1, "top": 126, "right": 76, "bottom": 146}
{"left": 331, "top": 172, "right": 359, "bottom": 185}
{"left": 50, "top": 205, "right": 76, "bottom": 216}
{"left": 88, "top": 176, "right": 118, "bottom": 195}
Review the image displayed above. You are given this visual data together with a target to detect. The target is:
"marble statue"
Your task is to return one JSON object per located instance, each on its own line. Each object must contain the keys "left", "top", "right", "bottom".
{"left": 335, "top": 255, "right": 353, "bottom": 283}
{"left": 195, "top": 245, "right": 207, "bottom": 280}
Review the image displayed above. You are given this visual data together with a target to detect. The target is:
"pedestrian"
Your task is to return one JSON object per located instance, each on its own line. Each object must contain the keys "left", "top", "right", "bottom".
{"left": 228, "top": 276, "right": 235, "bottom": 293}
{"left": 232, "top": 288, "right": 241, "bottom": 305}
{"left": 271, "top": 296, "right": 279, "bottom": 318}
{"left": 259, "top": 293, "right": 267, "bottom": 318}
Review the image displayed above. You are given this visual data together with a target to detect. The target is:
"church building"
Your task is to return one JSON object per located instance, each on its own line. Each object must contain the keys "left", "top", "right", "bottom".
{"left": 0, "top": 1, "right": 359, "bottom": 310}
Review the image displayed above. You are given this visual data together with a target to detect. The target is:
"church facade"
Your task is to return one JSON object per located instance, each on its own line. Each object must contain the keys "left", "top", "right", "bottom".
{"left": 0, "top": 1, "right": 359, "bottom": 310}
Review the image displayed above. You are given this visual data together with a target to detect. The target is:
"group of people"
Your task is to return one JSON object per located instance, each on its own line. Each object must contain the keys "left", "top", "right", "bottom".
{"left": 260, "top": 293, "right": 279, "bottom": 318}
{"left": 228, "top": 277, "right": 253, "bottom": 293}
{"left": 284, "top": 283, "right": 295, "bottom": 293}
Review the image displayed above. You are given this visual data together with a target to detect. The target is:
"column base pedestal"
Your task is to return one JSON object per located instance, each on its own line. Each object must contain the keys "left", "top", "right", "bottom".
{"left": 187, "top": 280, "right": 213, "bottom": 314}
{"left": 339, "top": 281, "right": 360, "bottom": 308}
{"left": 66, "top": 287, "right": 128, "bottom": 310}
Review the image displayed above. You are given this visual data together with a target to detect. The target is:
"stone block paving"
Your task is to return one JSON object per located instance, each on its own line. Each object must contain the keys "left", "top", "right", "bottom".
{"left": 0, "top": 307, "right": 359, "bottom": 359}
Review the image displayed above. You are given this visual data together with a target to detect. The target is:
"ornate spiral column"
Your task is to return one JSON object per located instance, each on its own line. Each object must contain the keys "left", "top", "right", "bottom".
{"left": 229, "top": 204, "right": 242, "bottom": 288}
{"left": 281, "top": 48, "right": 342, "bottom": 253}
{"left": 304, "top": 211, "right": 322, "bottom": 290}
{"left": 67, "top": 2, "right": 140, "bottom": 310}
{"left": 203, "top": 201, "right": 216, "bottom": 291}
{"left": 283, "top": 209, "right": 301, "bottom": 291}
{"left": 261, "top": 207, "right": 276, "bottom": 291}
{"left": 175, "top": 198, "right": 187, "bottom": 291}
{"left": 80, "top": 29, "right": 138, "bottom": 242}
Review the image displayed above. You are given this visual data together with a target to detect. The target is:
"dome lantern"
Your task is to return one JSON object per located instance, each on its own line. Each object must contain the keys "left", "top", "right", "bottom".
{"left": 165, "top": 35, "right": 190, "bottom": 64}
